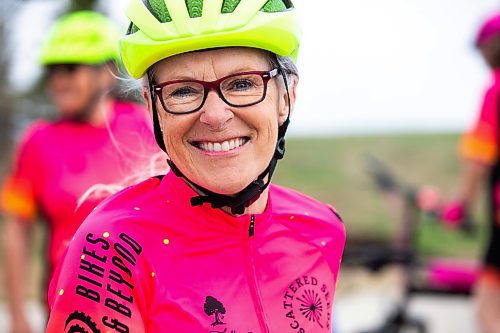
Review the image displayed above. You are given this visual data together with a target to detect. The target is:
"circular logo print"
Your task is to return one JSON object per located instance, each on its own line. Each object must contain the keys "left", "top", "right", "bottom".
{"left": 282, "top": 275, "right": 332, "bottom": 332}
{"left": 297, "top": 289, "right": 325, "bottom": 328}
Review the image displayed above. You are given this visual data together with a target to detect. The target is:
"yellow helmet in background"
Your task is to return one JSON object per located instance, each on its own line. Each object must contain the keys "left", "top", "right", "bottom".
{"left": 40, "top": 11, "right": 120, "bottom": 66}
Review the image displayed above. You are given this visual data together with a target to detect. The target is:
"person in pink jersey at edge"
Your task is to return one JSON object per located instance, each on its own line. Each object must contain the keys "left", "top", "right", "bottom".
{"left": 417, "top": 12, "right": 500, "bottom": 333}
{"left": 0, "top": 11, "right": 164, "bottom": 333}
{"left": 46, "top": 0, "right": 346, "bottom": 332}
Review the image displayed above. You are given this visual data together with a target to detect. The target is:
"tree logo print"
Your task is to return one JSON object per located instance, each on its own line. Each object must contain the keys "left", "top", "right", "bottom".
{"left": 296, "top": 289, "right": 324, "bottom": 328}
{"left": 204, "top": 296, "right": 226, "bottom": 326}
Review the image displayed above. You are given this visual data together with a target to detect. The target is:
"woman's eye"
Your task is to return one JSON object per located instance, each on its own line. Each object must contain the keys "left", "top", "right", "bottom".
{"left": 170, "top": 87, "right": 197, "bottom": 98}
{"left": 231, "top": 80, "right": 254, "bottom": 90}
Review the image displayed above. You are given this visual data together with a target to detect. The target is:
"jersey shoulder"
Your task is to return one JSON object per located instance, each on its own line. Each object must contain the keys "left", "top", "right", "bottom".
{"left": 83, "top": 176, "right": 163, "bottom": 226}
{"left": 17, "top": 119, "right": 52, "bottom": 147}
{"left": 270, "top": 183, "right": 343, "bottom": 224}
{"left": 269, "top": 183, "right": 346, "bottom": 246}
{"left": 10, "top": 120, "right": 54, "bottom": 165}
{"left": 270, "top": 184, "right": 346, "bottom": 275}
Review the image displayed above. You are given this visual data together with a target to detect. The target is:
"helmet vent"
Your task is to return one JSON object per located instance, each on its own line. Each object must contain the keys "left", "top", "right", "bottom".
{"left": 261, "top": 0, "right": 293, "bottom": 12}
{"left": 221, "top": 0, "right": 241, "bottom": 13}
{"left": 127, "top": 22, "right": 140, "bottom": 34}
{"left": 185, "top": 0, "right": 203, "bottom": 18}
{"left": 144, "top": 0, "right": 172, "bottom": 23}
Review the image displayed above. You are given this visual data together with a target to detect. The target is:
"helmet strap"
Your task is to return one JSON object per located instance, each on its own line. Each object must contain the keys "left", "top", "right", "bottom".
{"left": 148, "top": 72, "right": 168, "bottom": 152}
{"left": 147, "top": 61, "right": 291, "bottom": 215}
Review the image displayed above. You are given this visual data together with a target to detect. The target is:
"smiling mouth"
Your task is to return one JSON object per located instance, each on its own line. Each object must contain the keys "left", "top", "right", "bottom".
{"left": 192, "top": 137, "right": 250, "bottom": 153}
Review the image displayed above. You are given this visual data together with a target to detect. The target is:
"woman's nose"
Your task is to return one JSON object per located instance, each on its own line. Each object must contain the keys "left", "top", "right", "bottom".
{"left": 199, "top": 91, "right": 234, "bottom": 131}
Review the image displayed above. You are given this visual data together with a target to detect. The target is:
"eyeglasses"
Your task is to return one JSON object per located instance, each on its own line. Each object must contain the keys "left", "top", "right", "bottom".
{"left": 150, "top": 69, "right": 280, "bottom": 115}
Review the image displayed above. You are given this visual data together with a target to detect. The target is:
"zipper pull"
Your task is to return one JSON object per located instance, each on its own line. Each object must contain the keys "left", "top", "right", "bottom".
{"left": 248, "top": 215, "right": 255, "bottom": 237}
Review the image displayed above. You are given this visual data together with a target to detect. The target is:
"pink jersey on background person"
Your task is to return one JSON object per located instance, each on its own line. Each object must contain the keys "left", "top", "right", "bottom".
{"left": 1, "top": 101, "right": 163, "bottom": 283}
{"left": 2, "top": 10, "right": 169, "bottom": 333}
{"left": 459, "top": 69, "right": 500, "bottom": 165}
{"left": 46, "top": 171, "right": 345, "bottom": 333}
{"left": 459, "top": 70, "right": 500, "bottom": 287}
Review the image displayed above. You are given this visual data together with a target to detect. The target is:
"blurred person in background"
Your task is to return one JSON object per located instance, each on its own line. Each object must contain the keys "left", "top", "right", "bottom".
{"left": 0, "top": 11, "right": 163, "bottom": 333}
{"left": 45, "top": 0, "right": 346, "bottom": 332}
{"left": 423, "top": 12, "right": 500, "bottom": 333}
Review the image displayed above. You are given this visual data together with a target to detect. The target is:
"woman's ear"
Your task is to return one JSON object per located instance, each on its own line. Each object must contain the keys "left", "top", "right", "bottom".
{"left": 278, "top": 74, "right": 299, "bottom": 126}
{"left": 143, "top": 87, "right": 153, "bottom": 118}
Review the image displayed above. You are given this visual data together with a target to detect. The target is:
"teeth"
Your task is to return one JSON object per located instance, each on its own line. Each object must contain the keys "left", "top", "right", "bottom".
{"left": 198, "top": 138, "right": 246, "bottom": 152}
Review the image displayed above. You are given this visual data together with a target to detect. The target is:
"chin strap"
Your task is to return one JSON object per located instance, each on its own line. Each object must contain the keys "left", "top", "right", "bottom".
{"left": 148, "top": 61, "right": 291, "bottom": 215}
{"left": 148, "top": 73, "right": 168, "bottom": 152}
{"left": 167, "top": 157, "right": 270, "bottom": 215}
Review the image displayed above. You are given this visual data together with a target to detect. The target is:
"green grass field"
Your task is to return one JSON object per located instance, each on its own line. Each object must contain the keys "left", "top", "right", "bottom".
{"left": 273, "top": 133, "right": 486, "bottom": 259}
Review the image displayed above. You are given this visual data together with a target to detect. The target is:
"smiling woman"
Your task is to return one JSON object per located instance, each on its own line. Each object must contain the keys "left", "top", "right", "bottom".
{"left": 45, "top": 1, "right": 346, "bottom": 332}
{"left": 152, "top": 48, "right": 292, "bottom": 201}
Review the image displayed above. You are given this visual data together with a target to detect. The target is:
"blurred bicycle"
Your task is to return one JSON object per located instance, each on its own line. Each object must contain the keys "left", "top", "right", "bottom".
{"left": 340, "top": 155, "right": 479, "bottom": 333}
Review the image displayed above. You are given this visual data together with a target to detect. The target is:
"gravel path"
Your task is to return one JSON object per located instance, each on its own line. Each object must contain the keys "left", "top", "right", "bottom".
{"left": 0, "top": 302, "right": 47, "bottom": 333}
{"left": 334, "top": 267, "right": 480, "bottom": 333}
{"left": 335, "top": 291, "right": 479, "bottom": 333}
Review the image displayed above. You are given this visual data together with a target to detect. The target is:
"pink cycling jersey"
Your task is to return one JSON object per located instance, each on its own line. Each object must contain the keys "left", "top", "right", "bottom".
{"left": 0, "top": 101, "right": 163, "bottom": 282}
{"left": 459, "top": 69, "right": 500, "bottom": 165}
{"left": 459, "top": 69, "right": 500, "bottom": 285}
{"left": 46, "top": 171, "right": 346, "bottom": 333}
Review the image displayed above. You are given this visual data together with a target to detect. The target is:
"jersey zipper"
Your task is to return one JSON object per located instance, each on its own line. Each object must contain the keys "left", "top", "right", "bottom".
{"left": 245, "top": 214, "right": 270, "bottom": 333}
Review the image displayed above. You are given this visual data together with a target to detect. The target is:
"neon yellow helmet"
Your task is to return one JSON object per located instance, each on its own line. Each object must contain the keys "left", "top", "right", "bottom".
{"left": 40, "top": 11, "right": 120, "bottom": 66}
{"left": 120, "top": 0, "right": 301, "bottom": 78}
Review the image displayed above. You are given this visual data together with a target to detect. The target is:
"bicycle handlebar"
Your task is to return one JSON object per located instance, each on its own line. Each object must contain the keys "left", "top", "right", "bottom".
{"left": 363, "top": 154, "right": 476, "bottom": 236}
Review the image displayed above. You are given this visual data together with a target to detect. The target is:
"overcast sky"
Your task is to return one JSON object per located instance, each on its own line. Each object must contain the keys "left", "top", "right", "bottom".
{"left": 8, "top": 0, "right": 500, "bottom": 136}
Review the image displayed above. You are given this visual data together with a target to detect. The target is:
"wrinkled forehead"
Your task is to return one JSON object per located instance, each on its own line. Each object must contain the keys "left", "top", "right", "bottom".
{"left": 150, "top": 47, "right": 273, "bottom": 81}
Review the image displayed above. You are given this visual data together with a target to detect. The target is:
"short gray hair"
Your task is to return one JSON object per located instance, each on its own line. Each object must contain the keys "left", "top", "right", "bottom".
{"left": 268, "top": 54, "right": 299, "bottom": 83}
